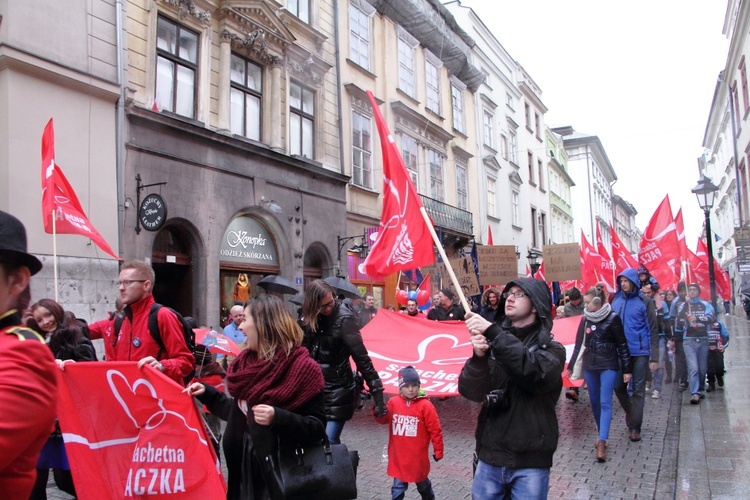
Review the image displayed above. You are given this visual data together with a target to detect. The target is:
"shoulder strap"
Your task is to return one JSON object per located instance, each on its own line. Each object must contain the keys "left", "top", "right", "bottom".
{"left": 148, "top": 303, "right": 166, "bottom": 359}
{"left": 4, "top": 325, "right": 45, "bottom": 342}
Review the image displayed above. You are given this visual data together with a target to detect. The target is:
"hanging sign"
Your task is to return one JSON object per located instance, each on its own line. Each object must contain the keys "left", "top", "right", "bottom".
{"left": 138, "top": 193, "right": 167, "bottom": 231}
{"left": 220, "top": 216, "right": 278, "bottom": 265}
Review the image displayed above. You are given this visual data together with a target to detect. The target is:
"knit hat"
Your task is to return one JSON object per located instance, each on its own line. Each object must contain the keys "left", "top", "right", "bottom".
{"left": 440, "top": 288, "right": 455, "bottom": 300}
{"left": 688, "top": 283, "right": 701, "bottom": 293}
{"left": 398, "top": 366, "right": 421, "bottom": 388}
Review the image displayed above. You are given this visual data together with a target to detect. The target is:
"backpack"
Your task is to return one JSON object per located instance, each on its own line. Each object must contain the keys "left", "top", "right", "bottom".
{"left": 114, "top": 303, "right": 196, "bottom": 384}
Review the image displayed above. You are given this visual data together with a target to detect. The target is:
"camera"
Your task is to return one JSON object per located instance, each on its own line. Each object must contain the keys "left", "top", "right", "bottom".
{"left": 484, "top": 388, "right": 509, "bottom": 410}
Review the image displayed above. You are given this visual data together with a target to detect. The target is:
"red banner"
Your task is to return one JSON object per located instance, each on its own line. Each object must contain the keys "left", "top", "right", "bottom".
{"left": 57, "top": 362, "right": 226, "bottom": 498}
{"left": 41, "top": 119, "right": 119, "bottom": 260}
{"left": 695, "top": 238, "right": 732, "bottom": 301}
{"left": 360, "top": 310, "right": 582, "bottom": 396}
{"left": 362, "top": 91, "right": 435, "bottom": 279}
{"left": 638, "top": 195, "right": 680, "bottom": 290}
{"left": 595, "top": 225, "right": 615, "bottom": 294}
{"left": 580, "top": 231, "right": 603, "bottom": 291}
{"left": 610, "top": 226, "right": 639, "bottom": 276}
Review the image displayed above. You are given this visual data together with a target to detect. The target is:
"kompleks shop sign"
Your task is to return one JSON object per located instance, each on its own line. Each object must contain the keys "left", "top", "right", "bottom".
{"left": 220, "top": 216, "right": 278, "bottom": 265}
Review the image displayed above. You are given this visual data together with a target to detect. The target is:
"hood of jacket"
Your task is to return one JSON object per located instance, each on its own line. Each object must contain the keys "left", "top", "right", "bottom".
{"left": 616, "top": 268, "right": 641, "bottom": 298}
{"left": 497, "top": 277, "right": 553, "bottom": 332}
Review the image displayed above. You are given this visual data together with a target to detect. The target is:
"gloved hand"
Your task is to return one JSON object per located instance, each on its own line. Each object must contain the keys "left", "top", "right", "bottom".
{"left": 374, "top": 404, "right": 388, "bottom": 418}
{"left": 433, "top": 454, "right": 442, "bottom": 462}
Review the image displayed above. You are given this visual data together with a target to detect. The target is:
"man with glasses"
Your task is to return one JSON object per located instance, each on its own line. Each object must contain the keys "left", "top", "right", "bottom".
{"left": 427, "top": 288, "right": 465, "bottom": 321}
{"left": 459, "top": 278, "right": 565, "bottom": 498}
{"left": 89, "top": 261, "right": 194, "bottom": 384}
{"left": 674, "top": 283, "right": 714, "bottom": 404}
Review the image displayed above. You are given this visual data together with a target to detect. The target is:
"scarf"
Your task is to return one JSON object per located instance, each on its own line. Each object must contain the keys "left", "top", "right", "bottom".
{"left": 584, "top": 302, "right": 611, "bottom": 323}
{"left": 226, "top": 346, "right": 324, "bottom": 411}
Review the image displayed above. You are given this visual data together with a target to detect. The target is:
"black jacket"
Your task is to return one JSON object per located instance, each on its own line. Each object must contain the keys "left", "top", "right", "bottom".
{"left": 459, "top": 278, "right": 565, "bottom": 469}
{"left": 303, "top": 301, "right": 384, "bottom": 422}
{"left": 427, "top": 303, "right": 466, "bottom": 321}
{"left": 568, "top": 310, "right": 631, "bottom": 373}
{"left": 480, "top": 306, "right": 499, "bottom": 323}
{"left": 198, "top": 385, "right": 326, "bottom": 500}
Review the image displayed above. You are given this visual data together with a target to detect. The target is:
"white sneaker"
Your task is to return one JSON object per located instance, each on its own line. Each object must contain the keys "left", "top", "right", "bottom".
{"left": 645, "top": 382, "right": 652, "bottom": 393}
{"left": 651, "top": 390, "right": 661, "bottom": 399}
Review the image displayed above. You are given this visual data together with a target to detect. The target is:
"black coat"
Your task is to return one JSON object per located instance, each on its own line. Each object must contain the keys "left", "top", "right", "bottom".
{"left": 427, "top": 303, "right": 465, "bottom": 321}
{"left": 198, "top": 385, "right": 326, "bottom": 500}
{"left": 459, "top": 278, "right": 565, "bottom": 469}
{"left": 303, "top": 301, "right": 383, "bottom": 422}
{"left": 568, "top": 310, "right": 631, "bottom": 374}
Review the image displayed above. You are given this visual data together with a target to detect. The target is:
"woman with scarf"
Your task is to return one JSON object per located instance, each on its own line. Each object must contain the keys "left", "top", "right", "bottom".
{"left": 567, "top": 287, "right": 632, "bottom": 463}
{"left": 185, "top": 295, "right": 325, "bottom": 499}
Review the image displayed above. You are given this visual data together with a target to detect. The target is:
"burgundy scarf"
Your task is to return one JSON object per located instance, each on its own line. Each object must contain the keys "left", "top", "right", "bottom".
{"left": 226, "top": 346, "right": 324, "bottom": 411}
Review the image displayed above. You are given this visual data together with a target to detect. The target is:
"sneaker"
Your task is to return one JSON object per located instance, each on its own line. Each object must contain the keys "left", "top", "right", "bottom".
{"left": 565, "top": 389, "right": 579, "bottom": 402}
{"left": 651, "top": 390, "right": 661, "bottom": 399}
{"left": 717, "top": 375, "right": 724, "bottom": 387}
{"left": 706, "top": 384, "right": 715, "bottom": 393}
{"left": 645, "top": 382, "right": 652, "bottom": 393}
{"left": 690, "top": 395, "right": 700, "bottom": 404}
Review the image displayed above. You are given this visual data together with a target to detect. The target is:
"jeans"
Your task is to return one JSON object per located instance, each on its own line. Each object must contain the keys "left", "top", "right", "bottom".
{"left": 653, "top": 338, "right": 667, "bottom": 392}
{"left": 326, "top": 420, "right": 346, "bottom": 445}
{"left": 684, "top": 338, "right": 708, "bottom": 395}
{"left": 583, "top": 369, "right": 618, "bottom": 441}
{"left": 392, "top": 477, "right": 435, "bottom": 500}
{"left": 472, "top": 460, "right": 550, "bottom": 499}
{"left": 615, "top": 355, "right": 648, "bottom": 431}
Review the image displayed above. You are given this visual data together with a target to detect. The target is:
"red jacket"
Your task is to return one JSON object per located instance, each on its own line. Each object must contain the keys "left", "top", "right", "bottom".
{"left": 0, "top": 311, "right": 58, "bottom": 498}
{"left": 91, "top": 295, "right": 194, "bottom": 384}
{"left": 375, "top": 393, "right": 444, "bottom": 482}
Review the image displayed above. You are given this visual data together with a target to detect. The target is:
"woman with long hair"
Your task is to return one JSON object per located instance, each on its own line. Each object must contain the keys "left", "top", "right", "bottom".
{"left": 302, "top": 279, "right": 387, "bottom": 444}
{"left": 185, "top": 295, "right": 326, "bottom": 499}
{"left": 27, "top": 299, "right": 96, "bottom": 500}
{"left": 567, "top": 287, "right": 631, "bottom": 463}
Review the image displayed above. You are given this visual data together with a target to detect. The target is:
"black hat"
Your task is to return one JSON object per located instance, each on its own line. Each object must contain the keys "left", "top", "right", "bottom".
{"left": 440, "top": 288, "right": 455, "bottom": 300}
{"left": 398, "top": 366, "right": 421, "bottom": 388}
{"left": 0, "top": 211, "right": 42, "bottom": 275}
{"left": 688, "top": 283, "right": 701, "bottom": 293}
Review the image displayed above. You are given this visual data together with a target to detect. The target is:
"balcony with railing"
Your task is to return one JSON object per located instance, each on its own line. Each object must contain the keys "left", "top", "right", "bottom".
{"left": 419, "top": 194, "right": 473, "bottom": 236}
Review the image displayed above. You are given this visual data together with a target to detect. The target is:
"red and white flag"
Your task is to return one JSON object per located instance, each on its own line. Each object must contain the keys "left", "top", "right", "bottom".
{"left": 57, "top": 362, "right": 226, "bottom": 498}
{"left": 580, "top": 230, "right": 604, "bottom": 291}
{"left": 674, "top": 208, "right": 689, "bottom": 263}
{"left": 638, "top": 195, "right": 680, "bottom": 290}
{"left": 362, "top": 91, "right": 435, "bottom": 278}
{"left": 610, "top": 226, "right": 639, "bottom": 276}
{"left": 487, "top": 226, "right": 494, "bottom": 245}
{"left": 695, "top": 238, "right": 732, "bottom": 302}
{"left": 41, "top": 119, "right": 120, "bottom": 260}
{"left": 596, "top": 225, "right": 616, "bottom": 294}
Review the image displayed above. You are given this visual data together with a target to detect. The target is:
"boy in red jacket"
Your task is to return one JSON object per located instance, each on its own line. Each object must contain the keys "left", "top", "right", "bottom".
{"left": 375, "top": 366, "right": 444, "bottom": 500}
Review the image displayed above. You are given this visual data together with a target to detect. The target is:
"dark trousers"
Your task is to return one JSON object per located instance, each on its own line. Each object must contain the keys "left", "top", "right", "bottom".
{"left": 674, "top": 338, "right": 688, "bottom": 385}
{"left": 707, "top": 349, "right": 726, "bottom": 385}
{"left": 615, "top": 356, "right": 649, "bottom": 432}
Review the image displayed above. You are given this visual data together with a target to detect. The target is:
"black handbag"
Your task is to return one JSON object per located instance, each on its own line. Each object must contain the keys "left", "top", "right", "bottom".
{"left": 249, "top": 421, "right": 358, "bottom": 500}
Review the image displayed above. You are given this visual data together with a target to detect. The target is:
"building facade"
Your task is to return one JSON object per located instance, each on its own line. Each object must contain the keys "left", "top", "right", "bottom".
{"left": 612, "top": 194, "right": 639, "bottom": 253}
{"left": 546, "top": 127, "right": 575, "bottom": 245}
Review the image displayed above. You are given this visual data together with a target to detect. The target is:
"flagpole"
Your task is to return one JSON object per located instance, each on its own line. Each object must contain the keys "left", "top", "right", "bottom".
{"left": 419, "top": 207, "right": 472, "bottom": 313}
{"left": 52, "top": 209, "right": 59, "bottom": 302}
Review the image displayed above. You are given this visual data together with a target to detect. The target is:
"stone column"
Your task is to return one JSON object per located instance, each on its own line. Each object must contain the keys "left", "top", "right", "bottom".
{"left": 269, "top": 61, "right": 283, "bottom": 151}
{"left": 217, "top": 30, "right": 232, "bottom": 134}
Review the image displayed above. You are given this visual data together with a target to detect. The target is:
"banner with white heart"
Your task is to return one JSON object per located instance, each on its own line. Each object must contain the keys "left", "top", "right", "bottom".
{"left": 56, "top": 362, "right": 226, "bottom": 498}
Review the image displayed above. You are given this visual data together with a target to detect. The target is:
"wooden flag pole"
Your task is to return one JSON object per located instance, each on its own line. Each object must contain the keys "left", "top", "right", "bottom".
{"left": 419, "top": 207, "right": 471, "bottom": 313}
{"left": 52, "top": 209, "right": 59, "bottom": 302}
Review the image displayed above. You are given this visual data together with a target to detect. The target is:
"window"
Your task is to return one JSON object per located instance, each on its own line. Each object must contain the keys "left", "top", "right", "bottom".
{"left": 483, "top": 111, "right": 495, "bottom": 149}
{"left": 351, "top": 110, "right": 373, "bottom": 188}
{"left": 156, "top": 16, "right": 198, "bottom": 118}
{"left": 528, "top": 152, "right": 535, "bottom": 185}
{"left": 509, "top": 129, "right": 517, "bottom": 164}
{"left": 487, "top": 177, "right": 497, "bottom": 217}
{"left": 401, "top": 134, "right": 419, "bottom": 189}
{"left": 531, "top": 207, "right": 538, "bottom": 247}
{"left": 540, "top": 212, "right": 547, "bottom": 245}
{"left": 732, "top": 82, "right": 740, "bottom": 128}
{"left": 500, "top": 133, "right": 509, "bottom": 160}
{"left": 740, "top": 56, "right": 749, "bottom": 114}
{"left": 451, "top": 82, "right": 465, "bottom": 133}
{"left": 290, "top": 82, "right": 314, "bottom": 158}
{"left": 511, "top": 190, "right": 520, "bottom": 226}
{"left": 349, "top": 1, "right": 370, "bottom": 70}
{"left": 456, "top": 165, "right": 468, "bottom": 210}
{"left": 534, "top": 112, "right": 541, "bottom": 137}
{"left": 537, "top": 159, "right": 544, "bottom": 191}
{"left": 428, "top": 149, "right": 443, "bottom": 201}
{"left": 524, "top": 102, "right": 531, "bottom": 129}
{"left": 425, "top": 58, "right": 441, "bottom": 114}
{"left": 505, "top": 92, "right": 514, "bottom": 110}
{"left": 398, "top": 30, "right": 417, "bottom": 98}
{"left": 230, "top": 54, "right": 262, "bottom": 140}
{"left": 287, "top": 0, "right": 310, "bottom": 23}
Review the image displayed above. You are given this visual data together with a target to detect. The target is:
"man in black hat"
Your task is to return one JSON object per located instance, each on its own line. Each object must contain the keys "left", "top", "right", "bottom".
{"left": 427, "top": 288, "right": 465, "bottom": 321}
{"left": 674, "top": 283, "right": 715, "bottom": 404}
{"left": 0, "top": 211, "right": 59, "bottom": 497}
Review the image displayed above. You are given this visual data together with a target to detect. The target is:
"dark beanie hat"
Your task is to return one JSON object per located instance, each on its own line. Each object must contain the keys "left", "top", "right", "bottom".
{"left": 398, "top": 366, "right": 421, "bottom": 388}
{"left": 688, "top": 283, "right": 701, "bottom": 293}
{"left": 440, "top": 288, "right": 455, "bottom": 300}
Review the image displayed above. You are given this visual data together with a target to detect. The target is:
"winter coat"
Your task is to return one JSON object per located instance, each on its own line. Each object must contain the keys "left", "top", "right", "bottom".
{"left": 303, "top": 301, "right": 383, "bottom": 422}
{"left": 427, "top": 303, "right": 465, "bottom": 321}
{"left": 375, "top": 394, "right": 444, "bottom": 483}
{"left": 568, "top": 310, "right": 631, "bottom": 373}
{"left": 611, "top": 268, "right": 659, "bottom": 361}
{"left": 674, "top": 297, "right": 715, "bottom": 338}
{"left": 480, "top": 306, "right": 499, "bottom": 323}
{"left": 197, "top": 385, "right": 326, "bottom": 500}
{"left": 459, "top": 278, "right": 565, "bottom": 469}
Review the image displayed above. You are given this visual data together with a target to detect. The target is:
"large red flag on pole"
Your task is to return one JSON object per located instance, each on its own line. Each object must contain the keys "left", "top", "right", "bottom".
{"left": 695, "top": 238, "right": 732, "bottom": 301}
{"left": 41, "top": 119, "right": 119, "bottom": 260}
{"left": 638, "top": 195, "right": 680, "bottom": 290}
{"left": 580, "top": 231, "right": 602, "bottom": 291}
{"left": 595, "top": 225, "right": 616, "bottom": 294}
{"left": 610, "top": 226, "right": 639, "bottom": 275}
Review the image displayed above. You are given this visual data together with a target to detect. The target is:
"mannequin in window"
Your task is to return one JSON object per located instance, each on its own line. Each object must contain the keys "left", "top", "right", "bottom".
{"left": 233, "top": 273, "right": 250, "bottom": 303}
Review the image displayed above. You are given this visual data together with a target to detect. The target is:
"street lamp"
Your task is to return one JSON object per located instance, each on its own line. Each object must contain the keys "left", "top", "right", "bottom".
{"left": 691, "top": 174, "right": 720, "bottom": 309}
{"left": 527, "top": 249, "right": 541, "bottom": 278}
{"left": 336, "top": 231, "right": 369, "bottom": 277}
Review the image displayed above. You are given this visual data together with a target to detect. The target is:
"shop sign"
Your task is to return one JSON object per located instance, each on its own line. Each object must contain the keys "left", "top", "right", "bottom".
{"left": 138, "top": 194, "right": 167, "bottom": 231}
{"left": 220, "top": 216, "right": 278, "bottom": 265}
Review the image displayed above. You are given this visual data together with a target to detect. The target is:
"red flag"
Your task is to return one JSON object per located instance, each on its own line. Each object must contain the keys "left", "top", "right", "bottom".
{"left": 362, "top": 92, "right": 435, "bottom": 278}
{"left": 41, "top": 119, "right": 120, "bottom": 260}
{"left": 487, "top": 226, "right": 494, "bottom": 245}
{"left": 695, "top": 238, "right": 732, "bottom": 301}
{"left": 595, "top": 225, "right": 616, "bottom": 294}
{"left": 57, "top": 362, "right": 226, "bottom": 498}
{"left": 610, "top": 226, "right": 639, "bottom": 276}
{"left": 674, "top": 209, "right": 689, "bottom": 263}
{"left": 580, "top": 231, "right": 603, "bottom": 291}
{"left": 638, "top": 195, "right": 680, "bottom": 289}
{"left": 525, "top": 264, "right": 532, "bottom": 278}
